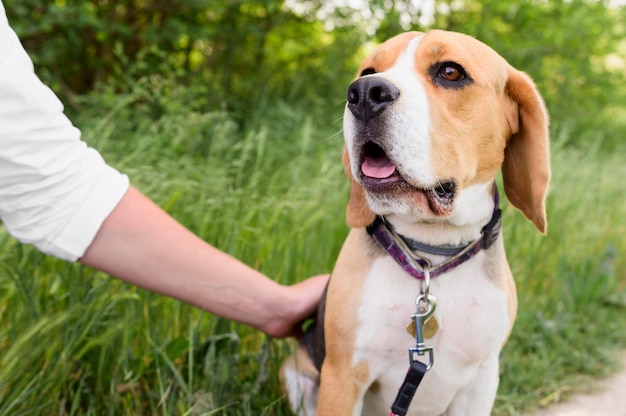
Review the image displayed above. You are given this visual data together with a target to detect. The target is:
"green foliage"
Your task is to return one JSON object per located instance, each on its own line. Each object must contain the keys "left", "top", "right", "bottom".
{"left": 495, "top": 141, "right": 626, "bottom": 414}
{"left": 5, "top": 0, "right": 215, "bottom": 93}
{"left": 3, "top": 0, "right": 365, "bottom": 120}
{"left": 5, "top": 0, "right": 624, "bottom": 148}
{"left": 1, "top": 1, "right": 626, "bottom": 414}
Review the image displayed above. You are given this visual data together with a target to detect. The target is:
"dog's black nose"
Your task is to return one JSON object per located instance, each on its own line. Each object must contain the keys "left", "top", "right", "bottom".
{"left": 347, "top": 77, "right": 400, "bottom": 122}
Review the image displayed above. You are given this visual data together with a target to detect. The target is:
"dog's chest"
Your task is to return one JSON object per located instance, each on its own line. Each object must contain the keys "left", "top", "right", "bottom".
{"left": 351, "top": 253, "right": 510, "bottom": 415}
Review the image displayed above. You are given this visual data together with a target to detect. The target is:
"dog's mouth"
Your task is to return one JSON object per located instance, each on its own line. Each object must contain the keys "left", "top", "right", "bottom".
{"left": 361, "top": 141, "right": 400, "bottom": 185}
{"left": 359, "top": 141, "right": 457, "bottom": 213}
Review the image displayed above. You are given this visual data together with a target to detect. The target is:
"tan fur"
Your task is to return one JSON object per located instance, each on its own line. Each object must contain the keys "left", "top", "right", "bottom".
{"left": 345, "top": 30, "right": 550, "bottom": 232}
{"left": 423, "top": 33, "right": 513, "bottom": 185}
{"left": 317, "top": 229, "right": 379, "bottom": 413}
{"left": 281, "top": 341, "right": 320, "bottom": 383}
{"left": 502, "top": 69, "right": 551, "bottom": 233}
{"left": 357, "top": 32, "right": 421, "bottom": 75}
{"left": 317, "top": 361, "right": 370, "bottom": 414}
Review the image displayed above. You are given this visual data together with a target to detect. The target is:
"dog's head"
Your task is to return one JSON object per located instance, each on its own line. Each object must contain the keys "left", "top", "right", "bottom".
{"left": 343, "top": 30, "right": 550, "bottom": 233}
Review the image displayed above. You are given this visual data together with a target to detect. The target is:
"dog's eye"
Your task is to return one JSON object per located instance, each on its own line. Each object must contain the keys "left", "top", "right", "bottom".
{"left": 432, "top": 62, "right": 472, "bottom": 89}
{"left": 360, "top": 68, "right": 377, "bottom": 77}
{"left": 437, "top": 63, "right": 465, "bottom": 82}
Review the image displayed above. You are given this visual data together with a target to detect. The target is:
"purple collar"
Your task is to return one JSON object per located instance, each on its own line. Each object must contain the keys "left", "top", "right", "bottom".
{"left": 366, "top": 189, "right": 502, "bottom": 280}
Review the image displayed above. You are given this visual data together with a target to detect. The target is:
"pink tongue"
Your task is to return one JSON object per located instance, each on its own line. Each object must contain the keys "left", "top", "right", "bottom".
{"left": 362, "top": 155, "right": 397, "bottom": 179}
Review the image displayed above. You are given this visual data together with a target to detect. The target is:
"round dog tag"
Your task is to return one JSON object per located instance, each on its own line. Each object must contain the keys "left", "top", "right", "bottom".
{"left": 405, "top": 316, "right": 439, "bottom": 339}
{"left": 424, "top": 316, "right": 439, "bottom": 339}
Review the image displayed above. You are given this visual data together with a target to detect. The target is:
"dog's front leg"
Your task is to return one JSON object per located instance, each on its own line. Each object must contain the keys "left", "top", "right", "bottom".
{"left": 446, "top": 353, "right": 500, "bottom": 416}
{"left": 315, "top": 229, "right": 374, "bottom": 415}
{"left": 316, "top": 360, "right": 369, "bottom": 416}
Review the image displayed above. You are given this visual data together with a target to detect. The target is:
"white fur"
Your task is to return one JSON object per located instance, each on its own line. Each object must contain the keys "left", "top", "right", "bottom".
{"left": 353, "top": 251, "right": 510, "bottom": 416}
{"left": 343, "top": 35, "right": 436, "bottom": 191}
{"left": 282, "top": 363, "right": 318, "bottom": 416}
{"left": 391, "top": 181, "right": 496, "bottom": 247}
{"left": 348, "top": 181, "right": 507, "bottom": 416}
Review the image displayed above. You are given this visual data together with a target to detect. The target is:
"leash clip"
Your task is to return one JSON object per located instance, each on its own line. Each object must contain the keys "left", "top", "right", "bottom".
{"left": 409, "top": 292, "right": 436, "bottom": 370}
{"left": 391, "top": 293, "right": 436, "bottom": 416}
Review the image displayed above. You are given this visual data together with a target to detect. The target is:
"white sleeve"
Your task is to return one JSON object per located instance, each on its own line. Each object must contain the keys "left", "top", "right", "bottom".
{"left": 0, "top": 3, "right": 130, "bottom": 262}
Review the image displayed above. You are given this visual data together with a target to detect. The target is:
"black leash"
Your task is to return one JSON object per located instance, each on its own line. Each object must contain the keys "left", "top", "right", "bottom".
{"left": 389, "top": 360, "right": 428, "bottom": 416}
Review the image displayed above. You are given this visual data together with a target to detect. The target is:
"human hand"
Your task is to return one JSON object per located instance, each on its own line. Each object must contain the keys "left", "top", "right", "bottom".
{"left": 261, "top": 274, "right": 330, "bottom": 339}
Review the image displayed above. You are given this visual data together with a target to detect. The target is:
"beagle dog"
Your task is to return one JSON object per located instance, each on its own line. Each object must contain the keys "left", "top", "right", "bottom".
{"left": 281, "top": 30, "right": 550, "bottom": 416}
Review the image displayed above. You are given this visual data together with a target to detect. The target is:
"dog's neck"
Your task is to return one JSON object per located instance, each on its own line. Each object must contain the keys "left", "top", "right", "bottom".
{"left": 367, "top": 183, "right": 501, "bottom": 279}
{"left": 385, "top": 181, "right": 498, "bottom": 248}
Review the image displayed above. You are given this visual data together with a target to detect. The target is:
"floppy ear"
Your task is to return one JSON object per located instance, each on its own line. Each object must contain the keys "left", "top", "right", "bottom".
{"left": 502, "top": 68, "right": 551, "bottom": 234}
{"left": 343, "top": 147, "right": 376, "bottom": 228}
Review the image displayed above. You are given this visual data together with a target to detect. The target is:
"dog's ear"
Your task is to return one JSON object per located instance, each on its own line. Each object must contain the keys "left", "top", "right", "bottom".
{"left": 343, "top": 147, "right": 376, "bottom": 228}
{"left": 502, "top": 68, "right": 551, "bottom": 234}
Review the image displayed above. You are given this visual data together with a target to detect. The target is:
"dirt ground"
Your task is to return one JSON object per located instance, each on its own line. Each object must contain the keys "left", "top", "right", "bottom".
{"left": 533, "top": 352, "right": 626, "bottom": 416}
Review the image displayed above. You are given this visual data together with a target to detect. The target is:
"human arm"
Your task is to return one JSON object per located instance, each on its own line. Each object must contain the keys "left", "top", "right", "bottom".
{"left": 80, "top": 186, "right": 328, "bottom": 338}
{"left": 0, "top": 3, "right": 328, "bottom": 338}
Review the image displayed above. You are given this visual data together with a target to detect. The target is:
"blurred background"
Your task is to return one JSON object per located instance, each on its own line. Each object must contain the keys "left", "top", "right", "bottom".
{"left": 5, "top": 0, "right": 626, "bottom": 147}
{"left": 1, "top": 1, "right": 625, "bottom": 415}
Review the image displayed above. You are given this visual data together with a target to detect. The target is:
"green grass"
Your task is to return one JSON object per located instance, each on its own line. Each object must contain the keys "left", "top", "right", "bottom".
{"left": 1, "top": 88, "right": 625, "bottom": 415}
{"left": 495, "top": 133, "right": 626, "bottom": 414}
